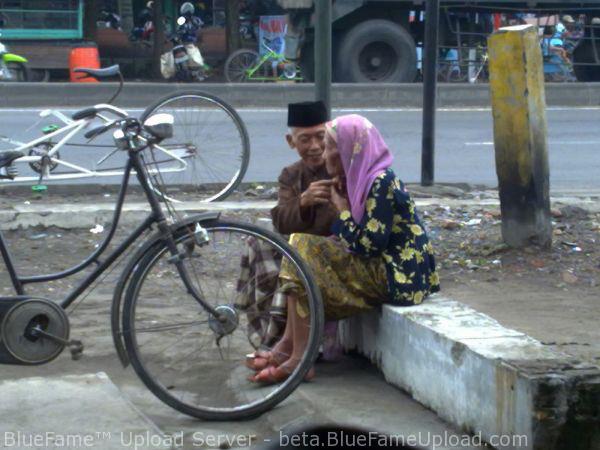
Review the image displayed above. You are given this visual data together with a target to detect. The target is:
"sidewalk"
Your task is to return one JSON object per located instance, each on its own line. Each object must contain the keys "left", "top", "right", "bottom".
{"left": 1, "top": 191, "right": 598, "bottom": 365}
{"left": 0, "top": 191, "right": 598, "bottom": 448}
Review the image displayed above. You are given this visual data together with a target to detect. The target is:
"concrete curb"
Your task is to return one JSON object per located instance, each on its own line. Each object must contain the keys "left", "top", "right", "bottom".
{"left": 339, "top": 296, "right": 600, "bottom": 450}
{"left": 2, "top": 196, "right": 600, "bottom": 231}
{"left": 2, "top": 82, "right": 600, "bottom": 109}
{"left": 0, "top": 200, "right": 275, "bottom": 230}
{"left": 0, "top": 372, "right": 169, "bottom": 450}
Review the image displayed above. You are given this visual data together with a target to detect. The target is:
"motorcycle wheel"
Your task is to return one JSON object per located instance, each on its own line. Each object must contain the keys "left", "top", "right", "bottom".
{"left": 5, "top": 62, "right": 29, "bottom": 82}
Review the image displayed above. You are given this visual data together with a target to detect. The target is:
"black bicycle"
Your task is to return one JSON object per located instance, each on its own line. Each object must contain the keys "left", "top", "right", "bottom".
{"left": 0, "top": 112, "right": 323, "bottom": 420}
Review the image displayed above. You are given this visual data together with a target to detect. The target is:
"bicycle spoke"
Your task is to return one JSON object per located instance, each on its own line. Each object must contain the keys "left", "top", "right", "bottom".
{"left": 124, "top": 223, "right": 322, "bottom": 418}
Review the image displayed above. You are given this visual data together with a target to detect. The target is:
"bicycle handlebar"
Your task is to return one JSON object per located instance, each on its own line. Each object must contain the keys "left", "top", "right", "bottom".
{"left": 84, "top": 122, "right": 115, "bottom": 140}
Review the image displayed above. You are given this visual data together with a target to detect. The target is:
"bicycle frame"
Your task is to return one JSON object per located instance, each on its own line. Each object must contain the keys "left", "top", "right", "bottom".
{"left": 0, "top": 105, "right": 188, "bottom": 184}
{"left": 246, "top": 45, "right": 302, "bottom": 82}
{"left": 0, "top": 147, "right": 219, "bottom": 317}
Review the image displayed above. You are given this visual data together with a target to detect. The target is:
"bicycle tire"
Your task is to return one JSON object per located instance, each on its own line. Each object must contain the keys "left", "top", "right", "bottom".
{"left": 140, "top": 91, "right": 250, "bottom": 202}
{"left": 224, "top": 49, "right": 261, "bottom": 83}
{"left": 121, "top": 219, "right": 324, "bottom": 420}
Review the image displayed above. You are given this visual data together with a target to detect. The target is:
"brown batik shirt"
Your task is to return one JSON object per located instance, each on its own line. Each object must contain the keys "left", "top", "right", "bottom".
{"left": 271, "top": 160, "right": 338, "bottom": 236}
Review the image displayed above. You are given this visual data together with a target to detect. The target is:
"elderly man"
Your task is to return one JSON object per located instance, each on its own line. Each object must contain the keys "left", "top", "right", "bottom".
{"left": 271, "top": 101, "right": 338, "bottom": 235}
{"left": 238, "top": 101, "right": 338, "bottom": 350}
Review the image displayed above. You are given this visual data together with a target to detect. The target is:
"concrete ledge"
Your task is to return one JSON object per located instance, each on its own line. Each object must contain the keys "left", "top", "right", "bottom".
{"left": 2, "top": 82, "right": 600, "bottom": 109}
{"left": 0, "top": 372, "right": 169, "bottom": 450}
{"left": 340, "top": 295, "right": 600, "bottom": 450}
{"left": 0, "top": 200, "right": 275, "bottom": 230}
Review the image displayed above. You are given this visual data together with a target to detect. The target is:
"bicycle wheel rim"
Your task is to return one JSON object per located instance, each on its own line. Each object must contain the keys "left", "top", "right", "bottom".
{"left": 141, "top": 92, "right": 250, "bottom": 202}
{"left": 122, "top": 221, "right": 324, "bottom": 420}
{"left": 225, "top": 51, "right": 259, "bottom": 82}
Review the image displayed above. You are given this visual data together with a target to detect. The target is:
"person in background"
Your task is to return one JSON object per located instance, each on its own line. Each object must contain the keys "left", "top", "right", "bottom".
{"left": 562, "top": 14, "right": 582, "bottom": 53}
{"left": 542, "top": 24, "right": 577, "bottom": 81}
{"left": 177, "top": 2, "right": 203, "bottom": 44}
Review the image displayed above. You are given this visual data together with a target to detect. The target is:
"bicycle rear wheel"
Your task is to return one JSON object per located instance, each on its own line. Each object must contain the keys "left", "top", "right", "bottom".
{"left": 141, "top": 92, "right": 250, "bottom": 202}
{"left": 224, "top": 49, "right": 261, "bottom": 82}
{"left": 121, "top": 219, "right": 324, "bottom": 420}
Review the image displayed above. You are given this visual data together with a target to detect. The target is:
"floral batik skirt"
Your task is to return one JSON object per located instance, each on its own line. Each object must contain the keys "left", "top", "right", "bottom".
{"left": 279, "top": 233, "right": 388, "bottom": 320}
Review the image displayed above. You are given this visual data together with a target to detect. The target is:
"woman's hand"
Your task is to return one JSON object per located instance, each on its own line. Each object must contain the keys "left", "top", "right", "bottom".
{"left": 330, "top": 177, "right": 350, "bottom": 212}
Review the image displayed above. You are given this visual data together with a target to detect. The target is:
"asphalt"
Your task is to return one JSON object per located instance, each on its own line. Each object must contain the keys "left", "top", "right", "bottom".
{"left": 1, "top": 106, "right": 600, "bottom": 191}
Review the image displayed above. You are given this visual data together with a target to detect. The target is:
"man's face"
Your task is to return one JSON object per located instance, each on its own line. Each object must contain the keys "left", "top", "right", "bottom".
{"left": 286, "top": 124, "right": 326, "bottom": 170}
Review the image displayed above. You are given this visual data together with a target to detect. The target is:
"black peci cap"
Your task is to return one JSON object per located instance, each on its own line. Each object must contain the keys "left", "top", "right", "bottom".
{"left": 287, "top": 101, "right": 329, "bottom": 127}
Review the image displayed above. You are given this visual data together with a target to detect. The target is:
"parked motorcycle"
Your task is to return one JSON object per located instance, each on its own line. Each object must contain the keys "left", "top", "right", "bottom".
{"left": 0, "top": 34, "right": 29, "bottom": 81}
{"left": 161, "top": 11, "right": 209, "bottom": 82}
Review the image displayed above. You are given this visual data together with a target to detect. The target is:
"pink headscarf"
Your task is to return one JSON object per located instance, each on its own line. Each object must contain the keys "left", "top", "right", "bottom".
{"left": 326, "top": 114, "right": 394, "bottom": 223}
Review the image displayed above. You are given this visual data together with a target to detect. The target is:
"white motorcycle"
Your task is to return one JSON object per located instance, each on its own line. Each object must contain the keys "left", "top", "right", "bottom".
{"left": 0, "top": 34, "right": 29, "bottom": 81}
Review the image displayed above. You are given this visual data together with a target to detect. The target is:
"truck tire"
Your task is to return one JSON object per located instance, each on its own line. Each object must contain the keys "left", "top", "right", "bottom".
{"left": 335, "top": 19, "right": 417, "bottom": 83}
{"left": 573, "top": 41, "right": 600, "bottom": 81}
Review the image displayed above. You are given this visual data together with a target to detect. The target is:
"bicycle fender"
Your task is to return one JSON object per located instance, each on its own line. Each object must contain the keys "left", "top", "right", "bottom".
{"left": 3, "top": 53, "right": 28, "bottom": 64}
{"left": 111, "top": 212, "right": 221, "bottom": 368}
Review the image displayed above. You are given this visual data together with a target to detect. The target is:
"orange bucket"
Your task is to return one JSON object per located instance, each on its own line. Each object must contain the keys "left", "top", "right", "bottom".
{"left": 69, "top": 46, "right": 100, "bottom": 82}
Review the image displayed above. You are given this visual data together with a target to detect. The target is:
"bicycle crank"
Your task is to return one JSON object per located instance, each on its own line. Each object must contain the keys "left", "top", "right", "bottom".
{"left": 28, "top": 327, "right": 84, "bottom": 361}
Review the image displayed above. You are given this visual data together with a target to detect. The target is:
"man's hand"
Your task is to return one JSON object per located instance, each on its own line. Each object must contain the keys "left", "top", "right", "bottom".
{"left": 300, "top": 179, "right": 335, "bottom": 208}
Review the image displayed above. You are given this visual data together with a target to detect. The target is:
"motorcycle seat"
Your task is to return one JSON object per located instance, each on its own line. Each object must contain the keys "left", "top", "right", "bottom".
{"left": 0, "top": 150, "right": 23, "bottom": 169}
{"left": 73, "top": 64, "right": 121, "bottom": 80}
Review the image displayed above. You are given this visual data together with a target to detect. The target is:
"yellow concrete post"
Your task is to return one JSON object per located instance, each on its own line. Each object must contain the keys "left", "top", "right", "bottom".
{"left": 488, "top": 25, "right": 552, "bottom": 248}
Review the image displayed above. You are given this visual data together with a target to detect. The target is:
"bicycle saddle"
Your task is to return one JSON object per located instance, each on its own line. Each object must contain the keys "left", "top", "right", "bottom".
{"left": 73, "top": 64, "right": 121, "bottom": 79}
{"left": 0, "top": 150, "right": 23, "bottom": 169}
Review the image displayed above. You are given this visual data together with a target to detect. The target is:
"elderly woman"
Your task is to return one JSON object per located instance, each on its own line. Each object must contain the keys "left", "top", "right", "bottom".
{"left": 249, "top": 114, "right": 440, "bottom": 384}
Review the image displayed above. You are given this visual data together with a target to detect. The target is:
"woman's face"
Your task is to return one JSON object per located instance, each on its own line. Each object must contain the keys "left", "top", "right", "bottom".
{"left": 324, "top": 132, "right": 344, "bottom": 178}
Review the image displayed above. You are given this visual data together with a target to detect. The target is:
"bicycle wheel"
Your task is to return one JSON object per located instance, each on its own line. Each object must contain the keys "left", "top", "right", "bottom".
{"left": 141, "top": 91, "right": 250, "bottom": 202}
{"left": 121, "top": 219, "right": 324, "bottom": 420}
{"left": 224, "top": 49, "right": 261, "bottom": 82}
{"left": 6, "top": 62, "right": 29, "bottom": 82}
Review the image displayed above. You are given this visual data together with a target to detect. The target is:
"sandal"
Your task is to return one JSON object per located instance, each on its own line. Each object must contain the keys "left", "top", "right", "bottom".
{"left": 249, "top": 365, "right": 315, "bottom": 385}
{"left": 245, "top": 350, "right": 290, "bottom": 371}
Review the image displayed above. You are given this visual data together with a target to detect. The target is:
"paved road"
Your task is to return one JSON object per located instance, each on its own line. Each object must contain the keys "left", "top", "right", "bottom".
{"left": 1, "top": 107, "right": 599, "bottom": 192}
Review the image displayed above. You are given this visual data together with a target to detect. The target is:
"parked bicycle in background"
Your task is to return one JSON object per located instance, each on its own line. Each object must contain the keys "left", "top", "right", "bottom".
{"left": 0, "top": 65, "right": 250, "bottom": 202}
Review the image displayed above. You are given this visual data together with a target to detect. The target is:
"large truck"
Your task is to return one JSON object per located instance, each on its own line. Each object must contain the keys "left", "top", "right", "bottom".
{"left": 284, "top": 0, "right": 600, "bottom": 82}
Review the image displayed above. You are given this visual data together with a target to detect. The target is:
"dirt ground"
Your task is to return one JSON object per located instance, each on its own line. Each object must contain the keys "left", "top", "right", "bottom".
{"left": 1, "top": 194, "right": 598, "bottom": 368}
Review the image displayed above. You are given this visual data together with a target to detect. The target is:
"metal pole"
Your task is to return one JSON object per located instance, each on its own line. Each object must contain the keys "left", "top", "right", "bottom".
{"left": 421, "top": 0, "right": 440, "bottom": 186}
{"left": 315, "top": 0, "right": 332, "bottom": 119}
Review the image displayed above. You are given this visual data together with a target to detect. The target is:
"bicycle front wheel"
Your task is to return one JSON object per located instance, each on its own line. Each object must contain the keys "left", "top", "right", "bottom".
{"left": 141, "top": 92, "right": 250, "bottom": 202}
{"left": 122, "top": 219, "right": 324, "bottom": 420}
